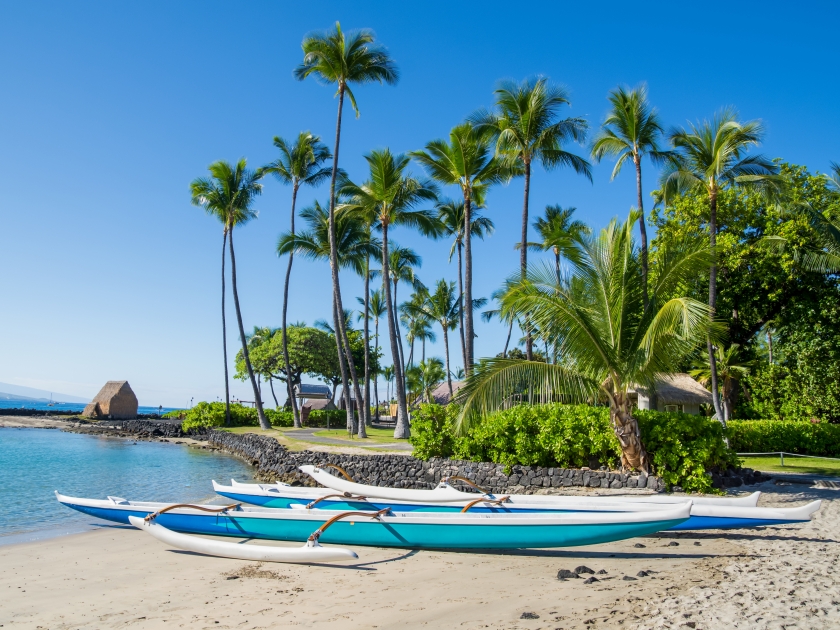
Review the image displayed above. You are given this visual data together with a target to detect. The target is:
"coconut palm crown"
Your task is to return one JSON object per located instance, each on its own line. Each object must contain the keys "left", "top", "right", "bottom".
{"left": 456, "top": 211, "right": 717, "bottom": 472}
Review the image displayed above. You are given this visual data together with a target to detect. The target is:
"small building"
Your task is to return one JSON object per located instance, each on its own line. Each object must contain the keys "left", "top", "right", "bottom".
{"left": 630, "top": 374, "right": 712, "bottom": 415}
{"left": 82, "top": 381, "right": 139, "bottom": 419}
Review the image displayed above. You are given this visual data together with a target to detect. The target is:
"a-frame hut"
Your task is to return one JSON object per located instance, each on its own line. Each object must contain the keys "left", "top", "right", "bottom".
{"left": 82, "top": 381, "right": 139, "bottom": 419}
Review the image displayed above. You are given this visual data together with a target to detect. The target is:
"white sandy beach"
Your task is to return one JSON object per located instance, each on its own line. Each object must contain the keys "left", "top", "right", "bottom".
{"left": 1, "top": 481, "right": 837, "bottom": 629}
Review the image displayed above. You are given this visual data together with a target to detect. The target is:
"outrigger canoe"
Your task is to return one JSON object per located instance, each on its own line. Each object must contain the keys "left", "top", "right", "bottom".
{"left": 210, "top": 467, "right": 821, "bottom": 531}
{"left": 56, "top": 492, "right": 691, "bottom": 549}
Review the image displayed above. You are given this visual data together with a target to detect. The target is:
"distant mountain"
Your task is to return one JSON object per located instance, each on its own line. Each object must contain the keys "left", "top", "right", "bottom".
{"left": 0, "top": 382, "right": 89, "bottom": 404}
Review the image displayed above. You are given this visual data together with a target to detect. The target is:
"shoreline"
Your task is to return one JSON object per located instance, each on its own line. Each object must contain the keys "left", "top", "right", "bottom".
{"left": 1, "top": 482, "right": 837, "bottom": 628}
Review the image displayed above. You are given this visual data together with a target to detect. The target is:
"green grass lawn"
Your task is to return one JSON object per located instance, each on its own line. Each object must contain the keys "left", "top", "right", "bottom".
{"left": 740, "top": 456, "right": 840, "bottom": 477}
{"left": 311, "top": 427, "right": 404, "bottom": 444}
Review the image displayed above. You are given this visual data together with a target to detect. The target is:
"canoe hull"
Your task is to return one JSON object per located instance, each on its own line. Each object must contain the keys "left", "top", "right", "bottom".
{"left": 57, "top": 495, "right": 687, "bottom": 549}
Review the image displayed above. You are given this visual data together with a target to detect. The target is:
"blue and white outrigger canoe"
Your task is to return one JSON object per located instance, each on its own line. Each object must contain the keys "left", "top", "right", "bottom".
{"left": 56, "top": 492, "right": 691, "bottom": 549}
{"left": 210, "top": 466, "right": 821, "bottom": 531}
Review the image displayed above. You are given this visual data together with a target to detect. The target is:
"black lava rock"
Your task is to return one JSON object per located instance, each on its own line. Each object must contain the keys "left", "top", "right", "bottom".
{"left": 622, "top": 576, "right": 637, "bottom": 581}
{"left": 575, "top": 565, "right": 595, "bottom": 575}
{"left": 520, "top": 612, "right": 540, "bottom": 619}
{"left": 668, "top": 541, "right": 679, "bottom": 546}
{"left": 634, "top": 543, "right": 646, "bottom": 548}
{"left": 596, "top": 569, "right": 608, "bottom": 575}
{"left": 636, "top": 571, "right": 649, "bottom": 577}
{"left": 583, "top": 577, "right": 599, "bottom": 584}
{"left": 557, "top": 569, "right": 579, "bottom": 580}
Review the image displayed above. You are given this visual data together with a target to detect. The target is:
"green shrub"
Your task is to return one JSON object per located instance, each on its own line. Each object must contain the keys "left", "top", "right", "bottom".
{"left": 180, "top": 402, "right": 296, "bottom": 431}
{"left": 727, "top": 420, "right": 840, "bottom": 456}
{"left": 410, "top": 403, "right": 739, "bottom": 492}
{"left": 307, "top": 409, "right": 347, "bottom": 428}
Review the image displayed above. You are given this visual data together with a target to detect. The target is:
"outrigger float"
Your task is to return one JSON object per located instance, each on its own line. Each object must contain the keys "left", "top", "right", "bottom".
{"left": 210, "top": 465, "right": 822, "bottom": 531}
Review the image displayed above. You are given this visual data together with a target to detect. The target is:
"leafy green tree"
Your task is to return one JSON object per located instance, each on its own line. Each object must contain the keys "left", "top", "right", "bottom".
{"left": 340, "top": 149, "right": 439, "bottom": 438}
{"left": 191, "top": 160, "right": 269, "bottom": 429}
{"left": 434, "top": 198, "right": 494, "bottom": 369}
{"left": 295, "top": 22, "right": 398, "bottom": 434}
{"left": 458, "top": 212, "right": 715, "bottom": 472}
{"left": 263, "top": 131, "right": 332, "bottom": 427}
{"left": 411, "top": 123, "right": 505, "bottom": 370}
{"left": 523, "top": 205, "right": 590, "bottom": 283}
{"left": 472, "top": 78, "right": 591, "bottom": 359}
{"left": 591, "top": 84, "right": 669, "bottom": 301}
{"left": 661, "top": 109, "right": 780, "bottom": 423}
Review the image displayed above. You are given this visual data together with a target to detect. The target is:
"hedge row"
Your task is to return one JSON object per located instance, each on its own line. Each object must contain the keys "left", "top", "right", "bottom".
{"left": 409, "top": 404, "right": 739, "bottom": 493}
{"left": 175, "top": 402, "right": 346, "bottom": 431}
{"left": 727, "top": 420, "right": 840, "bottom": 457}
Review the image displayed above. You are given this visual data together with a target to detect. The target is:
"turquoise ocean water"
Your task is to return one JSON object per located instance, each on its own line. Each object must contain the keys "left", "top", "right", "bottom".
{"left": 0, "top": 400, "right": 180, "bottom": 414}
{"left": 0, "top": 428, "right": 254, "bottom": 545}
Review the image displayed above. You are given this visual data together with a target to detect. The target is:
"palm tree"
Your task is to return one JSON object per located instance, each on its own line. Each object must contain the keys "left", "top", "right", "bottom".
{"left": 420, "top": 280, "right": 462, "bottom": 398}
{"left": 472, "top": 78, "right": 591, "bottom": 359}
{"left": 263, "top": 132, "right": 332, "bottom": 428}
{"left": 383, "top": 245, "right": 425, "bottom": 377}
{"left": 690, "top": 343, "right": 754, "bottom": 422}
{"left": 340, "top": 149, "right": 439, "bottom": 438}
{"left": 411, "top": 123, "right": 505, "bottom": 371}
{"left": 452, "top": 367, "right": 466, "bottom": 380}
{"left": 190, "top": 160, "right": 269, "bottom": 429}
{"left": 295, "top": 22, "right": 398, "bottom": 435}
{"left": 359, "top": 288, "right": 387, "bottom": 421}
{"left": 277, "top": 201, "right": 379, "bottom": 433}
{"left": 382, "top": 365, "right": 395, "bottom": 407}
{"left": 661, "top": 108, "right": 780, "bottom": 424}
{"left": 434, "top": 198, "right": 494, "bottom": 369}
{"left": 402, "top": 309, "right": 436, "bottom": 368}
{"left": 524, "top": 205, "right": 590, "bottom": 283}
{"left": 457, "top": 212, "right": 716, "bottom": 471}
{"left": 406, "top": 358, "right": 446, "bottom": 406}
{"left": 591, "top": 84, "right": 669, "bottom": 302}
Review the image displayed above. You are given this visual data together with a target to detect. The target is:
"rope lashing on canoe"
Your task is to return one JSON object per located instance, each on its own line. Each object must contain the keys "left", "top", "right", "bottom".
{"left": 305, "top": 493, "right": 368, "bottom": 509}
{"left": 460, "top": 496, "right": 511, "bottom": 513}
{"left": 307, "top": 508, "right": 392, "bottom": 543}
{"left": 321, "top": 464, "right": 355, "bottom": 482}
{"left": 442, "top": 475, "right": 488, "bottom": 495}
{"left": 143, "top": 503, "right": 241, "bottom": 522}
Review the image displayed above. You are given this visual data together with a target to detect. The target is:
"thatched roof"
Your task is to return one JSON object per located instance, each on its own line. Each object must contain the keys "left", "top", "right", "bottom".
{"left": 82, "top": 381, "right": 138, "bottom": 419}
{"left": 633, "top": 374, "right": 712, "bottom": 405}
{"left": 420, "top": 380, "right": 465, "bottom": 405}
{"left": 304, "top": 398, "right": 336, "bottom": 411}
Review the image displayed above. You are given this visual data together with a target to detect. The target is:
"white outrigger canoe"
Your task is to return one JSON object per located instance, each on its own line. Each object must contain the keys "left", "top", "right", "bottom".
{"left": 210, "top": 466, "right": 821, "bottom": 531}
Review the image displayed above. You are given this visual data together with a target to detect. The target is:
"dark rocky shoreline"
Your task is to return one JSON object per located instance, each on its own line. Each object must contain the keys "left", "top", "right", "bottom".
{"left": 63, "top": 418, "right": 768, "bottom": 494}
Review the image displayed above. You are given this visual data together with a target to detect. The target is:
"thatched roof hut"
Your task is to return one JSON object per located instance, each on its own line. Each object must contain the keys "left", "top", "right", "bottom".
{"left": 82, "top": 381, "right": 138, "bottom": 419}
{"left": 630, "top": 374, "right": 712, "bottom": 415}
{"left": 419, "top": 380, "right": 465, "bottom": 406}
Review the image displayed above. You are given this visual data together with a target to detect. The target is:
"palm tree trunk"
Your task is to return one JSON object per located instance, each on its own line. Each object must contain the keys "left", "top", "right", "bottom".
{"left": 332, "top": 295, "right": 354, "bottom": 432}
{"left": 522, "top": 160, "right": 533, "bottom": 361}
{"left": 457, "top": 240, "right": 467, "bottom": 371}
{"left": 360, "top": 253, "right": 371, "bottom": 437}
{"left": 282, "top": 184, "right": 301, "bottom": 427}
{"left": 228, "top": 227, "right": 269, "bottom": 429}
{"left": 327, "top": 85, "right": 364, "bottom": 434}
{"left": 503, "top": 319, "right": 513, "bottom": 358}
{"left": 443, "top": 325, "right": 453, "bottom": 399}
{"left": 382, "top": 225, "right": 410, "bottom": 438}
{"left": 393, "top": 278, "right": 407, "bottom": 382}
{"left": 463, "top": 192, "right": 475, "bottom": 372}
{"left": 635, "top": 157, "right": 649, "bottom": 308}
{"left": 554, "top": 248, "right": 561, "bottom": 285}
{"left": 374, "top": 317, "right": 380, "bottom": 421}
{"left": 611, "top": 391, "right": 649, "bottom": 472}
{"left": 221, "top": 229, "right": 231, "bottom": 427}
{"left": 268, "top": 377, "right": 279, "bottom": 407}
{"left": 421, "top": 337, "right": 426, "bottom": 364}
{"left": 707, "top": 191, "right": 725, "bottom": 425}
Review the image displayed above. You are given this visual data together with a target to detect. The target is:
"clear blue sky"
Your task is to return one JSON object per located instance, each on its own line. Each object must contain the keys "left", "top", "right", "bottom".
{"left": 1, "top": 1, "right": 838, "bottom": 407}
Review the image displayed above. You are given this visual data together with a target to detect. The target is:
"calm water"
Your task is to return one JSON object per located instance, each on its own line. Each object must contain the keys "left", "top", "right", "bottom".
{"left": 0, "top": 400, "right": 180, "bottom": 414}
{"left": 0, "top": 428, "right": 254, "bottom": 544}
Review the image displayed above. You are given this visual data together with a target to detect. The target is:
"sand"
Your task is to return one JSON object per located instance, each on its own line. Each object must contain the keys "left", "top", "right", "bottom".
{"left": 1, "top": 481, "right": 838, "bottom": 629}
